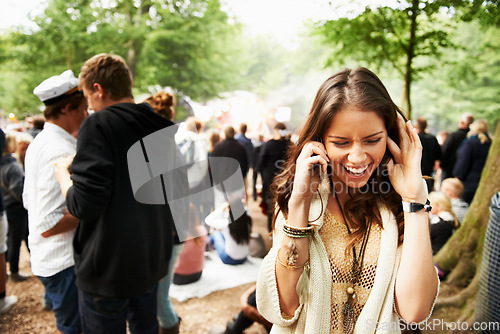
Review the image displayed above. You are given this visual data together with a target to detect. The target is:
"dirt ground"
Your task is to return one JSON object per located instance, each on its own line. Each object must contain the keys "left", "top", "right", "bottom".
{"left": 0, "top": 188, "right": 273, "bottom": 334}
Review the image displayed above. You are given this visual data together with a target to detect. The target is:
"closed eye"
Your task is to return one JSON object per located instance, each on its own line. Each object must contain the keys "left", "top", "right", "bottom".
{"left": 366, "top": 138, "right": 382, "bottom": 144}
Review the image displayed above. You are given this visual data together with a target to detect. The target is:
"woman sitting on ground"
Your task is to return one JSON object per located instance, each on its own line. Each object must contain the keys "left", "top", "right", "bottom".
{"left": 206, "top": 200, "right": 252, "bottom": 265}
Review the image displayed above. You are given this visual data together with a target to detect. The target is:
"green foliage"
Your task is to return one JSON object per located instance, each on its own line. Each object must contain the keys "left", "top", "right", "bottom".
{"left": 458, "top": 0, "right": 500, "bottom": 27}
{"left": 412, "top": 21, "right": 500, "bottom": 130}
{"left": 137, "top": 0, "right": 245, "bottom": 101}
{"left": 236, "top": 34, "right": 288, "bottom": 95}
{"left": 314, "top": 3, "right": 454, "bottom": 77}
{"left": 0, "top": 0, "right": 498, "bottom": 126}
{"left": 0, "top": 0, "right": 246, "bottom": 116}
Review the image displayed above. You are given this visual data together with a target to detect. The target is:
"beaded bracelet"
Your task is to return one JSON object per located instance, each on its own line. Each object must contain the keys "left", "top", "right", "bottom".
{"left": 283, "top": 223, "right": 314, "bottom": 238}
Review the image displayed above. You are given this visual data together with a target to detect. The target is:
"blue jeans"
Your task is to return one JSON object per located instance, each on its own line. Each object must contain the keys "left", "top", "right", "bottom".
{"left": 78, "top": 284, "right": 159, "bottom": 334}
{"left": 210, "top": 231, "right": 246, "bottom": 265}
{"left": 37, "top": 266, "right": 81, "bottom": 334}
{"left": 157, "top": 243, "right": 183, "bottom": 328}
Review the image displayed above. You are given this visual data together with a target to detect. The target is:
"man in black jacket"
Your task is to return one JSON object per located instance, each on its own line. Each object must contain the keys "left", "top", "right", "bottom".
{"left": 440, "top": 112, "right": 474, "bottom": 181}
{"left": 415, "top": 117, "right": 441, "bottom": 192}
{"left": 56, "top": 53, "right": 187, "bottom": 334}
{"left": 210, "top": 125, "right": 249, "bottom": 207}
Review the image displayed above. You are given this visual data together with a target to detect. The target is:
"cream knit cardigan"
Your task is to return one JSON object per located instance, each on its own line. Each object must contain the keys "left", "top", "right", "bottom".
{"left": 256, "top": 174, "right": 405, "bottom": 334}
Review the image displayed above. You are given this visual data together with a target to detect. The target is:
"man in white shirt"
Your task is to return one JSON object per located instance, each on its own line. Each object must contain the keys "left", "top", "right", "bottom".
{"left": 23, "top": 70, "right": 88, "bottom": 334}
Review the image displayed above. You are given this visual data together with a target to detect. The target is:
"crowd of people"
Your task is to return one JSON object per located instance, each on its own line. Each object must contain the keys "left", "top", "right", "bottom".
{"left": 0, "top": 55, "right": 494, "bottom": 334}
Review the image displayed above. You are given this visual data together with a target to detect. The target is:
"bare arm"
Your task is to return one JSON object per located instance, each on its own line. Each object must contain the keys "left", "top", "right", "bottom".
{"left": 395, "top": 210, "right": 438, "bottom": 323}
{"left": 387, "top": 119, "right": 438, "bottom": 323}
{"left": 275, "top": 197, "right": 312, "bottom": 315}
{"left": 41, "top": 209, "right": 79, "bottom": 238}
{"left": 54, "top": 155, "right": 74, "bottom": 198}
{"left": 275, "top": 141, "right": 329, "bottom": 316}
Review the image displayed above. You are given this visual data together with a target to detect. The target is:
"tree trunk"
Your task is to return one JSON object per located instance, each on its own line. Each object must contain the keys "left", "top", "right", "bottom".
{"left": 431, "top": 121, "right": 500, "bottom": 332}
{"left": 402, "top": 0, "right": 419, "bottom": 119}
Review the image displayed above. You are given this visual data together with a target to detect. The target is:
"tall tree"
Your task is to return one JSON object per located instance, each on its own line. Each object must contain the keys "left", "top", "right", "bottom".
{"left": 314, "top": 0, "right": 463, "bottom": 118}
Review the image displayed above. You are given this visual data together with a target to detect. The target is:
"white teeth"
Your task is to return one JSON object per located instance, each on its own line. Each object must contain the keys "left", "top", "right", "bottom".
{"left": 344, "top": 165, "right": 368, "bottom": 174}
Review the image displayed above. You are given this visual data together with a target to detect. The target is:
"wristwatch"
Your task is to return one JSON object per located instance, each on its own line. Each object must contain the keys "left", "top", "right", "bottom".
{"left": 402, "top": 199, "right": 432, "bottom": 213}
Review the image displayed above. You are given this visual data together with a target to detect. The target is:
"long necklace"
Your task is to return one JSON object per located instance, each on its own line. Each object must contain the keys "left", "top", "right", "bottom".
{"left": 334, "top": 191, "right": 372, "bottom": 334}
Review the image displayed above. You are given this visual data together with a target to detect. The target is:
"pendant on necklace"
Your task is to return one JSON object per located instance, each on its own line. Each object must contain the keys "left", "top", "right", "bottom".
{"left": 346, "top": 284, "right": 357, "bottom": 302}
{"left": 343, "top": 284, "right": 357, "bottom": 334}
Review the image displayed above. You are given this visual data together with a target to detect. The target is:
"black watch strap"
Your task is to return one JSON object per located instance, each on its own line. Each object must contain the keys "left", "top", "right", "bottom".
{"left": 402, "top": 199, "right": 432, "bottom": 213}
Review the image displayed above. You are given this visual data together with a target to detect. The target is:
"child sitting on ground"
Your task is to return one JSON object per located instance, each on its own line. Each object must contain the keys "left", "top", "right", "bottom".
{"left": 429, "top": 191, "right": 459, "bottom": 255}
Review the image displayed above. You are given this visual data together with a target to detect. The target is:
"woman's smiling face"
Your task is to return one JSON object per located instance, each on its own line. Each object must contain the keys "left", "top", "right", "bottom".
{"left": 323, "top": 108, "right": 388, "bottom": 190}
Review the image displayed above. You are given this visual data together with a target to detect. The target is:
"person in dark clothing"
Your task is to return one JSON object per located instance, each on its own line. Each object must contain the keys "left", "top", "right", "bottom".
{"left": 55, "top": 53, "right": 187, "bottom": 334}
{"left": 415, "top": 117, "right": 441, "bottom": 192}
{"left": 0, "top": 128, "right": 18, "bottom": 314}
{"left": 453, "top": 119, "right": 492, "bottom": 204}
{"left": 211, "top": 125, "right": 249, "bottom": 207}
{"left": 235, "top": 123, "right": 254, "bottom": 169}
{"left": 213, "top": 125, "right": 249, "bottom": 179}
{"left": 255, "top": 122, "right": 291, "bottom": 232}
{"left": 440, "top": 112, "right": 474, "bottom": 181}
{"left": 0, "top": 132, "right": 30, "bottom": 282}
{"left": 207, "top": 285, "right": 272, "bottom": 334}
{"left": 251, "top": 134, "right": 264, "bottom": 201}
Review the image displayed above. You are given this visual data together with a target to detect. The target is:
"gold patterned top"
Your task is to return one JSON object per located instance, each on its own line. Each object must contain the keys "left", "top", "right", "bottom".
{"left": 319, "top": 209, "right": 382, "bottom": 333}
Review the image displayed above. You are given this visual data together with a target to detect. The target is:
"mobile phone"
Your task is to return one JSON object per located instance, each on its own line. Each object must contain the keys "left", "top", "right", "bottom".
{"left": 312, "top": 154, "right": 321, "bottom": 174}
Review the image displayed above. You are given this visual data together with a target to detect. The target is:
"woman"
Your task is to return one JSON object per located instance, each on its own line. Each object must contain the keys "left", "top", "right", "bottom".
{"left": 206, "top": 200, "right": 252, "bottom": 265}
{"left": 256, "top": 68, "right": 439, "bottom": 333}
{"left": 0, "top": 132, "right": 30, "bottom": 282}
{"left": 144, "top": 91, "right": 182, "bottom": 334}
{"left": 173, "top": 205, "right": 207, "bottom": 285}
{"left": 453, "top": 119, "right": 492, "bottom": 204}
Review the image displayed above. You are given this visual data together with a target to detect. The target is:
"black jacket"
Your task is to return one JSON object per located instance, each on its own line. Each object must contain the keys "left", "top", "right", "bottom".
{"left": 441, "top": 128, "right": 468, "bottom": 179}
{"left": 0, "top": 154, "right": 25, "bottom": 209}
{"left": 453, "top": 135, "right": 491, "bottom": 203}
{"left": 211, "top": 138, "right": 249, "bottom": 192}
{"left": 67, "top": 103, "right": 186, "bottom": 297}
{"left": 430, "top": 219, "right": 454, "bottom": 255}
{"left": 418, "top": 132, "right": 441, "bottom": 177}
{"left": 256, "top": 138, "right": 291, "bottom": 201}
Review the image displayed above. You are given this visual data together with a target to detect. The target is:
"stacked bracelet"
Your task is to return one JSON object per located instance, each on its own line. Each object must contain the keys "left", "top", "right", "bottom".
{"left": 283, "top": 223, "right": 314, "bottom": 238}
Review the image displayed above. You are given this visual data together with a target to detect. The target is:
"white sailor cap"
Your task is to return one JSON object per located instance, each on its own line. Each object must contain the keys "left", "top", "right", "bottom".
{"left": 33, "top": 70, "right": 82, "bottom": 106}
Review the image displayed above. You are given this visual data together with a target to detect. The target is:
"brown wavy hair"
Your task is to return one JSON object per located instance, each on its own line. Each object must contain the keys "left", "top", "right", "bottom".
{"left": 271, "top": 68, "right": 407, "bottom": 246}
{"left": 144, "top": 91, "right": 176, "bottom": 120}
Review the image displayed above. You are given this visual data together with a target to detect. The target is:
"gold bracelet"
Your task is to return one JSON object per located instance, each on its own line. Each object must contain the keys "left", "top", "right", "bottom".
{"left": 277, "top": 254, "right": 309, "bottom": 270}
